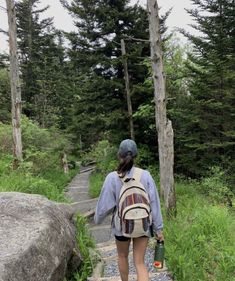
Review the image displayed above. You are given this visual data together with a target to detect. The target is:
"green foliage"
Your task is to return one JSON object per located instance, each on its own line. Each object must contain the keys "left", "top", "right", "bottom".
{"left": 89, "top": 172, "right": 104, "bottom": 198}
{"left": 199, "top": 167, "right": 234, "bottom": 206}
{"left": 164, "top": 181, "right": 235, "bottom": 281}
{"left": 135, "top": 144, "right": 156, "bottom": 168}
{"left": 61, "top": 0, "right": 153, "bottom": 146}
{"left": 87, "top": 140, "right": 116, "bottom": 198}
{"left": 0, "top": 119, "right": 77, "bottom": 201}
{"left": 0, "top": 166, "right": 76, "bottom": 202}
{"left": 84, "top": 140, "right": 117, "bottom": 175}
{"left": 0, "top": 68, "right": 11, "bottom": 123}
{"left": 0, "top": 123, "right": 12, "bottom": 155}
{"left": 68, "top": 215, "right": 98, "bottom": 281}
{"left": 177, "top": 0, "right": 235, "bottom": 179}
{"left": 16, "top": 0, "right": 71, "bottom": 128}
{"left": 1, "top": 116, "right": 73, "bottom": 174}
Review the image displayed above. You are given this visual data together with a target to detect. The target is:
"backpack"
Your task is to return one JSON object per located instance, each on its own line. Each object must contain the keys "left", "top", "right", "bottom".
{"left": 114, "top": 167, "right": 152, "bottom": 238}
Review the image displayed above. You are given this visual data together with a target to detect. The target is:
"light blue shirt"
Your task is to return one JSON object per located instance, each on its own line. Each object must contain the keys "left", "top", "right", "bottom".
{"left": 94, "top": 166, "right": 163, "bottom": 236}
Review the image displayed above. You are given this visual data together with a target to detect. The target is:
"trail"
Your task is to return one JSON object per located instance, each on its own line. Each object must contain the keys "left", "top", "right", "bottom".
{"left": 65, "top": 168, "right": 173, "bottom": 281}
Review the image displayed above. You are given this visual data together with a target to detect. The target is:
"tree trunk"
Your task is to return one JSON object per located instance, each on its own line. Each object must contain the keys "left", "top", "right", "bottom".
{"left": 6, "top": 0, "right": 23, "bottom": 168}
{"left": 147, "top": 0, "right": 176, "bottom": 217}
{"left": 121, "top": 39, "right": 134, "bottom": 140}
{"left": 61, "top": 153, "right": 69, "bottom": 174}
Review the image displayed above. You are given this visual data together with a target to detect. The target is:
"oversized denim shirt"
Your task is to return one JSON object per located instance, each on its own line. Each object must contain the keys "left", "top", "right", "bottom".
{"left": 94, "top": 166, "right": 163, "bottom": 237}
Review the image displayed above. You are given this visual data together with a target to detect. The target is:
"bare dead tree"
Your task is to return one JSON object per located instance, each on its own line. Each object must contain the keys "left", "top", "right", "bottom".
{"left": 6, "top": 0, "right": 23, "bottom": 168}
{"left": 147, "top": 0, "right": 176, "bottom": 217}
{"left": 61, "top": 153, "right": 69, "bottom": 174}
{"left": 121, "top": 39, "right": 134, "bottom": 140}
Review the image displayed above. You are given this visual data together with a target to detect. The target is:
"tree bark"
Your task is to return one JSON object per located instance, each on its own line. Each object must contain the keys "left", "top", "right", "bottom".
{"left": 61, "top": 153, "right": 69, "bottom": 174}
{"left": 6, "top": 0, "right": 23, "bottom": 168}
{"left": 121, "top": 39, "right": 134, "bottom": 140}
{"left": 147, "top": 0, "right": 176, "bottom": 216}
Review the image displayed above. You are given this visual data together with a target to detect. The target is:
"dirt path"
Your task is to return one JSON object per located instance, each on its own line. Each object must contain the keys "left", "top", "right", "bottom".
{"left": 66, "top": 169, "right": 173, "bottom": 281}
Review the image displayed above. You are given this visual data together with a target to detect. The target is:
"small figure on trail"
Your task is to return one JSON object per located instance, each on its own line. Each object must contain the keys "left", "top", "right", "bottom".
{"left": 94, "top": 139, "right": 164, "bottom": 281}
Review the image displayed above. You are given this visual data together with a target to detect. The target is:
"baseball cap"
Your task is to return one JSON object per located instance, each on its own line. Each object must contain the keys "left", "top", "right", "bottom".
{"left": 118, "top": 139, "right": 138, "bottom": 158}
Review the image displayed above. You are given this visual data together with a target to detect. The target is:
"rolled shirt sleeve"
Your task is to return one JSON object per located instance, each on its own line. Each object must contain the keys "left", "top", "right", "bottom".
{"left": 145, "top": 171, "right": 163, "bottom": 234}
{"left": 94, "top": 172, "right": 116, "bottom": 224}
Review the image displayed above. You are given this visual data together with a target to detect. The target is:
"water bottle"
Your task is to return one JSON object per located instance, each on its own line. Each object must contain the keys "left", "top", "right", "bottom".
{"left": 153, "top": 240, "right": 164, "bottom": 269}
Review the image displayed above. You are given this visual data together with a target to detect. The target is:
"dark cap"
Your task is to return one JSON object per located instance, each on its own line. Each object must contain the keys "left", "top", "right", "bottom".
{"left": 118, "top": 139, "right": 138, "bottom": 158}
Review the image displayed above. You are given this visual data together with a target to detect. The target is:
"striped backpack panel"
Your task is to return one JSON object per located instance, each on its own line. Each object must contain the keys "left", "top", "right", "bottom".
{"left": 117, "top": 167, "right": 152, "bottom": 238}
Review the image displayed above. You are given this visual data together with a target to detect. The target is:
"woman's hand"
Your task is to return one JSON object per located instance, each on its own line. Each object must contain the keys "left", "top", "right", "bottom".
{"left": 156, "top": 230, "right": 164, "bottom": 242}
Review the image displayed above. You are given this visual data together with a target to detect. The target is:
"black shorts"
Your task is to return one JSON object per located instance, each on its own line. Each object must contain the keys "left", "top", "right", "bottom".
{"left": 115, "top": 235, "right": 148, "bottom": 241}
{"left": 115, "top": 235, "right": 131, "bottom": 242}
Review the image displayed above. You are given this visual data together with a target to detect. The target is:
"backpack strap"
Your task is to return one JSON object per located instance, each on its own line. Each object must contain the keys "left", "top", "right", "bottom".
{"left": 132, "top": 167, "right": 143, "bottom": 182}
{"left": 117, "top": 167, "right": 143, "bottom": 183}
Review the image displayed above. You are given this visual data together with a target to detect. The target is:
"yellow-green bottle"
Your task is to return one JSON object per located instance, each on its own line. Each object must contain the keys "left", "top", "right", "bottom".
{"left": 153, "top": 240, "right": 164, "bottom": 269}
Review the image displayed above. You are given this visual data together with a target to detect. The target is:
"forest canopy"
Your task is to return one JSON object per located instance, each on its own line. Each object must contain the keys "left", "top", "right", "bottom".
{"left": 0, "top": 0, "right": 234, "bottom": 187}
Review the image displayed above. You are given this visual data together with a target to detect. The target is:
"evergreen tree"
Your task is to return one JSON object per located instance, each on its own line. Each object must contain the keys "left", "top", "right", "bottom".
{"left": 179, "top": 0, "right": 235, "bottom": 178}
{"left": 133, "top": 36, "right": 190, "bottom": 167}
{"left": 0, "top": 67, "right": 11, "bottom": 123}
{"left": 0, "top": 55, "right": 11, "bottom": 123}
{"left": 61, "top": 0, "right": 150, "bottom": 147}
{"left": 16, "top": 0, "right": 69, "bottom": 127}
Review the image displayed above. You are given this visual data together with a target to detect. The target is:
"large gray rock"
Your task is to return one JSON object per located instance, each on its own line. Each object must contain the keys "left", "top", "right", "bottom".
{"left": 0, "top": 192, "right": 82, "bottom": 281}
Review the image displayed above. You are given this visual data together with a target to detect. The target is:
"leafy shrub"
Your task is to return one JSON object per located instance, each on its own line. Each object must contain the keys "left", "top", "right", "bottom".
{"left": 0, "top": 117, "right": 78, "bottom": 201}
{"left": 83, "top": 140, "right": 117, "bottom": 175}
{"left": 199, "top": 167, "right": 234, "bottom": 206}
{"left": 0, "top": 117, "right": 73, "bottom": 174}
{"left": 135, "top": 144, "right": 156, "bottom": 168}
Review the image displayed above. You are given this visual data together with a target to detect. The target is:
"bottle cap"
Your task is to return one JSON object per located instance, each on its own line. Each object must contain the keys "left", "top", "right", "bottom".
{"left": 153, "top": 261, "right": 163, "bottom": 268}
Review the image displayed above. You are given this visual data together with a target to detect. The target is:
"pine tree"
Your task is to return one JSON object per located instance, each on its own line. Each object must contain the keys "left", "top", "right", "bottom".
{"left": 16, "top": 0, "right": 67, "bottom": 127}
{"left": 61, "top": 0, "right": 150, "bottom": 146}
{"left": 0, "top": 55, "right": 11, "bottom": 122}
{"left": 179, "top": 0, "right": 235, "bottom": 178}
{"left": 0, "top": 67, "right": 11, "bottom": 123}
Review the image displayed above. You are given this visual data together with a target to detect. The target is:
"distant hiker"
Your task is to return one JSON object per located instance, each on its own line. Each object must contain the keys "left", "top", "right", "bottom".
{"left": 94, "top": 139, "right": 164, "bottom": 281}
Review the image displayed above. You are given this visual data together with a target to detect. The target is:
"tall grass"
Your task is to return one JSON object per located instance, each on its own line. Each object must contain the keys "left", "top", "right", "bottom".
{"left": 66, "top": 215, "right": 98, "bottom": 281}
{"left": 165, "top": 182, "right": 235, "bottom": 281}
{"left": 89, "top": 172, "right": 104, "bottom": 198}
{"left": 0, "top": 155, "right": 78, "bottom": 202}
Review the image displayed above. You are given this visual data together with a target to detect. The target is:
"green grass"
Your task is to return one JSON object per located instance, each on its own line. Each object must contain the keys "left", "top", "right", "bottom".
{"left": 164, "top": 182, "right": 235, "bottom": 281}
{"left": 66, "top": 215, "right": 98, "bottom": 281}
{"left": 0, "top": 155, "right": 78, "bottom": 202}
{"left": 89, "top": 171, "right": 104, "bottom": 198}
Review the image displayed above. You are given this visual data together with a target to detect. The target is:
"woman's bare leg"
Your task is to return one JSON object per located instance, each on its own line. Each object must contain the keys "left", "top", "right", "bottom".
{"left": 133, "top": 236, "right": 149, "bottom": 281}
{"left": 115, "top": 238, "right": 131, "bottom": 281}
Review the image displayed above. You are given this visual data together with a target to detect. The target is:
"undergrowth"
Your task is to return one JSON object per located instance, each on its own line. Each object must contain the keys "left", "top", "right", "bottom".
{"left": 0, "top": 155, "right": 77, "bottom": 202}
{"left": 0, "top": 118, "right": 78, "bottom": 202}
{"left": 164, "top": 181, "right": 235, "bottom": 281}
{"left": 66, "top": 215, "right": 98, "bottom": 281}
{"left": 89, "top": 172, "right": 104, "bottom": 198}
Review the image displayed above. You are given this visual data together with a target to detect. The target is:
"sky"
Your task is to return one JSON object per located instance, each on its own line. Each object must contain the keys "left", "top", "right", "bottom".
{"left": 0, "top": 0, "right": 196, "bottom": 53}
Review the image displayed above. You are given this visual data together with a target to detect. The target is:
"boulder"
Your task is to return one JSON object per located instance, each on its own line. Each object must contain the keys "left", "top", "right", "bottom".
{"left": 0, "top": 192, "right": 82, "bottom": 281}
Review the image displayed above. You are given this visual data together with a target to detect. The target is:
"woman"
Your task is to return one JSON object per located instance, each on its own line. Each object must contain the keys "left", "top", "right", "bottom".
{"left": 94, "top": 139, "right": 164, "bottom": 281}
